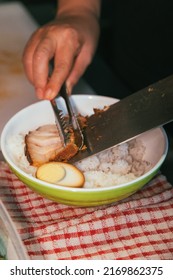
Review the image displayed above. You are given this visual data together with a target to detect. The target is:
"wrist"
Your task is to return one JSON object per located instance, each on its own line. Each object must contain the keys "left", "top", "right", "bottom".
{"left": 56, "top": 0, "right": 101, "bottom": 20}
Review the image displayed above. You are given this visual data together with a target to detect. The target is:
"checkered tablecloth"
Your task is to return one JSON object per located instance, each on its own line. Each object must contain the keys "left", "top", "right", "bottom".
{"left": 0, "top": 161, "right": 173, "bottom": 260}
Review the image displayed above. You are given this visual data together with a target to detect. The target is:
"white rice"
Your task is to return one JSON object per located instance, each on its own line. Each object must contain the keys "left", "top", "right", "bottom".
{"left": 7, "top": 133, "right": 36, "bottom": 176}
{"left": 7, "top": 133, "right": 152, "bottom": 189}
{"left": 75, "top": 140, "right": 151, "bottom": 188}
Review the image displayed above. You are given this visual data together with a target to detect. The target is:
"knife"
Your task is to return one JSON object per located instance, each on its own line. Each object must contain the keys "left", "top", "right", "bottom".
{"left": 70, "top": 74, "right": 173, "bottom": 163}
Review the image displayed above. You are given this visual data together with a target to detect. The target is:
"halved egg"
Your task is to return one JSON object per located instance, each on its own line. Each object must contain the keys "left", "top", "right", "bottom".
{"left": 36, "top": 162, "right": 85, "bottom": 188}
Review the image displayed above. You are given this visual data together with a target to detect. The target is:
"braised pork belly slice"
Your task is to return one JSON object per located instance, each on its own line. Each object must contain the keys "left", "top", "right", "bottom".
{"left": 25, "top": 124, "right": 78, "bottom": 167}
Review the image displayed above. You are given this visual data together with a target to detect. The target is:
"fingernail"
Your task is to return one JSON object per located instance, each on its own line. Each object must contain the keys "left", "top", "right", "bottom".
{"left": 45, "top": 88, "right": 54, "bottom": 100}
{"left": 36, "top": 88, "right": 43, "bottom": 99}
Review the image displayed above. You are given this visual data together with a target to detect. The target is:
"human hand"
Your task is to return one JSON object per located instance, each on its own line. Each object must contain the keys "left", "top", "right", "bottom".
{"left": 22, "top": 12, "right": 100, "bottom": 100}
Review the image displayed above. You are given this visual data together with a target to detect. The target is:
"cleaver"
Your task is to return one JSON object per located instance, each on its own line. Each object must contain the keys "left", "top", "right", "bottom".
{"left": 70, "top": 75, "right": 173, "bottom": 163}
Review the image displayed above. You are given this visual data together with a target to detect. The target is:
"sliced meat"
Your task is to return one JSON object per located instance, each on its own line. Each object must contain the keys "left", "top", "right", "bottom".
{"left": 25, "top": 124, "right": 78, "bottom": 167}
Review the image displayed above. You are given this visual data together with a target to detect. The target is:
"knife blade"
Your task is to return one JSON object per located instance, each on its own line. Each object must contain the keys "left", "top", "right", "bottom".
{"left": 70, "top": 75, "right": 173, "bottom": 163}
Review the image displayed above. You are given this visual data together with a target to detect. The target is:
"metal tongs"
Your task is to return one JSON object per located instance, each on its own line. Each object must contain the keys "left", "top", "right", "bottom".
{"left": 51, "top": 84, "right": 84, "bottom": 150}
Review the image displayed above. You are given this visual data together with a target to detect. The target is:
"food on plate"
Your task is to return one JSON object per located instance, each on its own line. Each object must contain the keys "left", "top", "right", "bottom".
{"left": 25, "top": 124, "right": 78, "bottom": 167}
{"left": 36, "top": 162, "right": 85, "bottom": 188}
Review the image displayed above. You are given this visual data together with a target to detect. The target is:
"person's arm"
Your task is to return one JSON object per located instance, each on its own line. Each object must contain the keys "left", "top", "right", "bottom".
{"left": 23, "top": 0, "right": 101, "bottom": 100}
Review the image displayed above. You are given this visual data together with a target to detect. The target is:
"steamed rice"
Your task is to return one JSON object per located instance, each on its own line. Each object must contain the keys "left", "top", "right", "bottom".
{"left": 8, "top": 132, "right": 152, "bottom": 188}
{"left": 75, "top": 141, "right": 151, "bottom": 188}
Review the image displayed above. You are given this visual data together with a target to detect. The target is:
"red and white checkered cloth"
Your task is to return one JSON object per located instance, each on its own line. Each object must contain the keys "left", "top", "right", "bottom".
{"left": 0, "top": 161, "right": 173, "bottom": 260}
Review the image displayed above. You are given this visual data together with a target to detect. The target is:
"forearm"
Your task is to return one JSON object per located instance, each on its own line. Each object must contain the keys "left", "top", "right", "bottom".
{"left": 56, "top": 0, "right": 101, "bottom": 19}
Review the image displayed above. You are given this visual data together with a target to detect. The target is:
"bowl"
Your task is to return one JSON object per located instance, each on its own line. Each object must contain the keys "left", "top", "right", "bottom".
{"left": 0, "top": 95, "right": 168, "bottom": 207}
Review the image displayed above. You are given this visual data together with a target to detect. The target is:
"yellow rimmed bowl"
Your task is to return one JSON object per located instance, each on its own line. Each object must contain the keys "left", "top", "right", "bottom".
{"left": 0, "top": 95, "right": 168, "bottom": 207}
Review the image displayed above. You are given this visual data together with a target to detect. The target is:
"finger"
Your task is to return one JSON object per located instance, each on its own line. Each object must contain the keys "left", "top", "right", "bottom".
{"left": 22, "top": 31, "right": 42, "bottom": 84}
{"left": 32, "top": 37, "right": 55, "bottom": 99}
{"left": 44, "top": 44, "right": 80, "bottom": 100}
{"left": 66, "top": 47, "right": 92, "bottom": 93}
